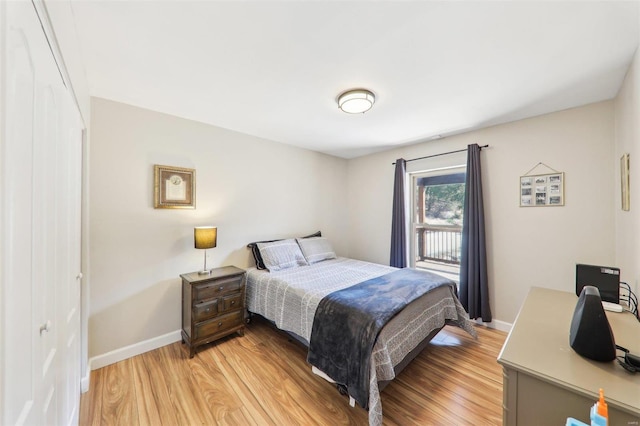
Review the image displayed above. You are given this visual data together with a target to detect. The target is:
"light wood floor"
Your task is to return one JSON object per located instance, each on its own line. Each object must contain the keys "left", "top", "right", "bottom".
{"left": 80, "top": 317, "right": 507, "bottom": 425}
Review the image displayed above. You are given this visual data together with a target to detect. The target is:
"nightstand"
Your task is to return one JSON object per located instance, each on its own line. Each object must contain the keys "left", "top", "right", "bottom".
{"left": 181, "top": 265, "right": 246, "bottom": 358}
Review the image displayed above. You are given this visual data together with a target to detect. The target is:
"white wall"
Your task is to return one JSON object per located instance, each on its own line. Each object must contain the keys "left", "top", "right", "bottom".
{"left": 614, "top": 47, "right": 640, "bottom": 298}
{"left": 348, "top": 102, "right": 616, "bottom": 324}
{"left": 89, "top": 97, "right": 348, "bottom": 358}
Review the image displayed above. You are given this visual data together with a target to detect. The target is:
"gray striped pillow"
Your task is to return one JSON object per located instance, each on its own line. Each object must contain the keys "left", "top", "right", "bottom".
{"left": 257, "top": 239, "right": 308, "bottom": 271}
{"left": 296, "top": 237, "right": 336, "bottom": 264}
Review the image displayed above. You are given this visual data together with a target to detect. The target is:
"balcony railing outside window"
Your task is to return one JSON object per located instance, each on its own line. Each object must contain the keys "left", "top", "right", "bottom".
{"left": 415, "top": 224, "right": 462, "bottom": 265}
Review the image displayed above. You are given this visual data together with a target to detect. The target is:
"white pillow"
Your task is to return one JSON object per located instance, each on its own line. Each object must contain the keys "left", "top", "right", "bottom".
{"left": 296, "top": 237, "right": 336, "bottom": 264}
{"left": 257, "top": 239, "right": 308, "bottom": 271}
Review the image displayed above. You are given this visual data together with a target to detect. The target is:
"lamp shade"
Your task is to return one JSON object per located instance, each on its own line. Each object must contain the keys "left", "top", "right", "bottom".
{"left": 194, "top": 226, "right": 217, "bottom": 249}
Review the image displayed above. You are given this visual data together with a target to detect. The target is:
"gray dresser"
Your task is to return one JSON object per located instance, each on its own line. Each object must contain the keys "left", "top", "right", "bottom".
{"left": 497, "top": 287, "right": 640, "bottom": 425}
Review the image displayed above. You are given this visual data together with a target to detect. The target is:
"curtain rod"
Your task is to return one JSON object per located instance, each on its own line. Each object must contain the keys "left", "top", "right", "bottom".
{"left": 392, "top": 144, "right": 489, "bottom": 165}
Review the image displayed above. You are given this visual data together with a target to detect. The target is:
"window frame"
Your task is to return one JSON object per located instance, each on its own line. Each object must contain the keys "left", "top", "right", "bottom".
{"left": 409, "top": 165, "right": 466, "bottom": 269}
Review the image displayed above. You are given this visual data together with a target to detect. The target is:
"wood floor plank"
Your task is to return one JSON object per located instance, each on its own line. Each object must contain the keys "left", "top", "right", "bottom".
{"left": 99, "top": 359, "right": 139, "bottom": 426}
{"left": 167, "top": 374, "right": 218, "bottom": 425}
{"left": 80, "top": 316, "right": 506, "bottom": 425}
{"left": 217, "top": 324, "right": 368, "bottom": 425}
{"left": 130, "top": 354, "right": 163, "bottom": 426}
{"left": 205, "top": 346, "right": 278, "bottom": 425}
{"left": 214, "top": 337, "right": 323, "bottom": 425}
{"left": 132, "top": 350, "right": 180, "bottom": 426}
{"left": 79, "top": 367, "right": 103, "bottom": 426}
{"left": 216, "top": 406, "right": 258, "bottom": 426}
{"left": 189, "top": 348, "right": 245, "bottom": 422}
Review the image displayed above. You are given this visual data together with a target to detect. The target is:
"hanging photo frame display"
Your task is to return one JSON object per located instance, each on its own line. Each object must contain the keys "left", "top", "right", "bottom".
{"left": 520, "top": 162, "right": 564, "bottom": 207}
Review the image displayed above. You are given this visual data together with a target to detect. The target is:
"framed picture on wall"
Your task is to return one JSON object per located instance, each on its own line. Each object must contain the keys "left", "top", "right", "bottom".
{"left": 520, "top": 172, "right": 564, "bottom": 207}
{"left": 154, "top": 165, "right": 196, "bottom": 209}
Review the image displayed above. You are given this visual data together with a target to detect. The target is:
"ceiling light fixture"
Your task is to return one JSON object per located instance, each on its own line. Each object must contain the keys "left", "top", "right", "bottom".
{"left": 337, "top": 89, "right": 375, "bottom": 114}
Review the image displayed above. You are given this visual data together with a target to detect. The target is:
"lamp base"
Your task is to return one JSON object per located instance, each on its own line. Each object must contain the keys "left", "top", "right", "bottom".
{"left": 198, "top": 251, "right": 211, "bottom": 275}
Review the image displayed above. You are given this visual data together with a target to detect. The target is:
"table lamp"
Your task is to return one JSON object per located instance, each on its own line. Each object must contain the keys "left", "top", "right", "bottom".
{"left": 194, "top": 226, "right": 217, "bottom": 274}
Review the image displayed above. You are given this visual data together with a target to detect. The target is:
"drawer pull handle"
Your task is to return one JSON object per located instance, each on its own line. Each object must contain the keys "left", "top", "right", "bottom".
{"left": 218, "top": 322, "right": 223, "bottom": 327}
{"left": 205, "top": 308, "right": 210, "bottom": 313}
{"left": 230, "top": 301, "right": 235, "bottom": 305}
{"left": 219, "top": 286, "right": 224, "bottom": 291}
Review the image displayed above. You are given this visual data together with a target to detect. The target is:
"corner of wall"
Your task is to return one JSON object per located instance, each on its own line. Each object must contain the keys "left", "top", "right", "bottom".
{"left": 613, "top": 44, "right": 640, "bottom": 298}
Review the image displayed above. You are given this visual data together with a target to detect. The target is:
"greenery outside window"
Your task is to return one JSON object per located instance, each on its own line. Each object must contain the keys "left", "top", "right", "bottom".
{"left": 410, "top": 167, "right": 466, "bottom": 281}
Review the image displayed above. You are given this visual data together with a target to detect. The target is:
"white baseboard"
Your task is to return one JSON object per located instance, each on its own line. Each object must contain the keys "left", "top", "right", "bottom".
{"left": 475, "top": 318, "right": 512, "bottom": 333}
{"left": 81, "top": 364, "right": 91, "bottom": 393}
{"left": 89, "top": 329, "right": 182, "bottom": 371}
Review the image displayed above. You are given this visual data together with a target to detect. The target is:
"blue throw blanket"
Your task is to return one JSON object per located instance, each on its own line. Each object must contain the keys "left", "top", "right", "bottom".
{"left": 306, "top": 268, "right": 455, "bottom": 409}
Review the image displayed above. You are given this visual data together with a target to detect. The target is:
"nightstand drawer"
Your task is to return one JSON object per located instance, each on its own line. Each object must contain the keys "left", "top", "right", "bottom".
{"left": 220, "top": 293, "right": 242, "bottom": 313}
{"left": 194, "top": 310, "right": 243, "bottom": 339}
{"left": 194, "top": 275, "right": 243, "bottom": 301}
{"left": 193, "top": 299, "right": 218, "bottom": 322}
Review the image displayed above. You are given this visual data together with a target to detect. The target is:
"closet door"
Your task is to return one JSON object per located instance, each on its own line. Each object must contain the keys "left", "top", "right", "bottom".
{"left": 1, "top": 1, "right": 83, "bottom": 424}
{"left": 4, "top": 3, "right": 49, "bottom": 423}
{"left": 55, "top": 98, "right": 83, "bottom": 426}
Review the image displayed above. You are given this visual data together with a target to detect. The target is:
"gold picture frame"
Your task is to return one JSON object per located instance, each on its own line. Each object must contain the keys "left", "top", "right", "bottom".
{"left": 154, "top": 165, "right": 196, "bottom": 209}
{"left": 621, "top": 153, "right": 630, "bottom": 211}
{"left": 519, "top": 172, "right": 564, "bottom": 207}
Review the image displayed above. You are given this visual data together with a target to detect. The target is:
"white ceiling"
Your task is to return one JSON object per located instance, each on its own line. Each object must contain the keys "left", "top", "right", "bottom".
{"left": 69, "top": 1, "right": 640, "bottom": 158}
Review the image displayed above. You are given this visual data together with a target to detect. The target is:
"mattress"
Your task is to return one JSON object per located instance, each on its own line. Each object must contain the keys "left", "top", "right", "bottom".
{"left": 245, "top": 257, "right": 476, "bottom": 425}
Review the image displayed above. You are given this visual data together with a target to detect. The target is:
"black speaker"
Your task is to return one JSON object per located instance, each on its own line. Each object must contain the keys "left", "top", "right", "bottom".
{"left": 569, "top": 286, "right": 616, "bottom": 362}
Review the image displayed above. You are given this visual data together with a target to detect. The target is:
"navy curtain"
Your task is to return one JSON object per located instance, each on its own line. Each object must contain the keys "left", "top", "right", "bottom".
{"left": 390, "top": 159, "right": 407, "bottom": 268}
{"left": 460, "top": 144, "right": 492, "bottom": 321}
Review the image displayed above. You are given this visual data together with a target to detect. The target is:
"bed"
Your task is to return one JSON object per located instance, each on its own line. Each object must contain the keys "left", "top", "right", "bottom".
{"left": 246, "top": 236, "right": 476, "bottom": 426}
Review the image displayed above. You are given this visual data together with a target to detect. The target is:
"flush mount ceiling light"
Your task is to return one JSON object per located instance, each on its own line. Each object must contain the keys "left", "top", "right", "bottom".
{"left": 337, "top": 89, "right": 375, "bottom": 114}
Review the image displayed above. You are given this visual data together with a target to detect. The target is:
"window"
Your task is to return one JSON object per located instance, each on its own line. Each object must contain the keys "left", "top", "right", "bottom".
{"left": 410, "top": 167, "right": 466, "bottom": 281}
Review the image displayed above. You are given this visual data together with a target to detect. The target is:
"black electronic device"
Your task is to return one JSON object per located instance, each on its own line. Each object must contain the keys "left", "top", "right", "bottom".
{"left": 569, "top": 286, "right": 616, "bottom": 362}
{"left": 616, "top": 345, "right": 640, "bottom": 373}
{"left": 626, "top": 353, "right": 640, "bottom": 368}
{"left": 575, "top": 264, "right": 620, "bottom": 303}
